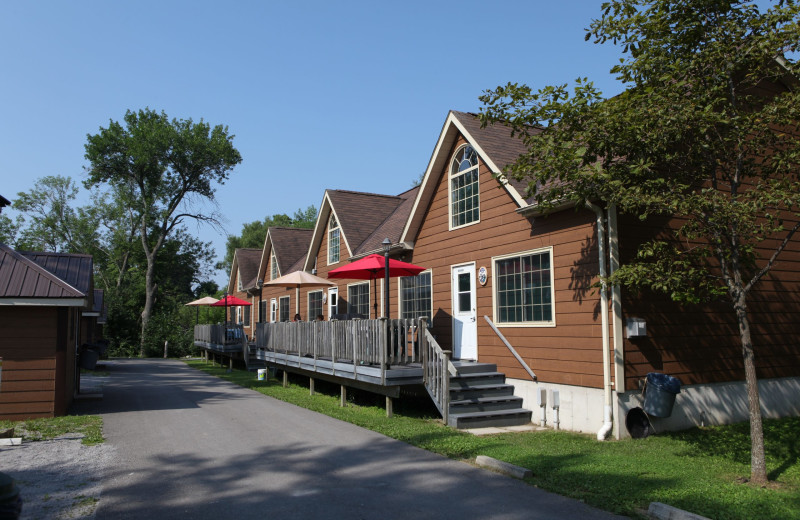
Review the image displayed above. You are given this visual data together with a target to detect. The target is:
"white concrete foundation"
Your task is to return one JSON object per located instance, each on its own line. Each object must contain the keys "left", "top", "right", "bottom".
{"left": 511, "top": 375, "right": 800, "bottom": 439}
{"left": 616, "top": 376, "right": 800, "bottom": 439}
{"left": 510, "top": 378, "right": 606, "bottom": 434}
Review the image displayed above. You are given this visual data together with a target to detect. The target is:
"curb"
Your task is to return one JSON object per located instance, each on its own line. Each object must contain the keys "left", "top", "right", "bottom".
{"left": 475, "top": 455, "right": 532, "bottom": 479}
{"left": 648, "top": 502, "right": 710, "bottom": 520}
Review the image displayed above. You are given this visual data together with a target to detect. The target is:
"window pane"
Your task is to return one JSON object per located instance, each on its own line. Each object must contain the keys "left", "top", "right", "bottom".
{"left": 495, "top": 251, "right": 553, "bottom": 324}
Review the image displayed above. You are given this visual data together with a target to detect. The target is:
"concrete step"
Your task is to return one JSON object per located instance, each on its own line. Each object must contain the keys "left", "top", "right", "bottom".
{"left": 449, "top": 395, "right": 524, "bottom": 414}
{"left": 447, "top": 408, "right": 533, "bottom": 429}
{"left": 449, "top": 383, "right": 517, "bottom": 401}
{"left": 450, "top": 361, "right": 497, "bottom": 375}
{"left": 449, "top": 372, "right": 506, "bottom": 389}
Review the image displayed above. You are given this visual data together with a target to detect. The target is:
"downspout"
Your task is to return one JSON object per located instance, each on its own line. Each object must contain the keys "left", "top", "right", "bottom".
{"left": 587, "top": 202, "right": 613, "bottom": 441}
{"left": 607, "top": 205, "right": 625, "bottom": 439}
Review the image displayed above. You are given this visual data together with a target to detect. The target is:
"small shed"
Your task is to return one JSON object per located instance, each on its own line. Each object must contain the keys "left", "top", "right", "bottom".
{"left": 0, "top": 244, "right": 92, "bottom": 420}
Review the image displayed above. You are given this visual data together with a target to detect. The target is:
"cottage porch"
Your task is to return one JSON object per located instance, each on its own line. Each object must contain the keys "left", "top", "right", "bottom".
{"left": 193, "top": 318, "right": 532, "bottom": 427}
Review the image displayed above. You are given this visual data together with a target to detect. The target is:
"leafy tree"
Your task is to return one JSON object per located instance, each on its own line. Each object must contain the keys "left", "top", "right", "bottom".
{"left": 216, "top": 205, "right": 317, "bottom": 270}
{"left": 85, "top": 109, "right": 242, "bottom": 357}
{"left": 0, "top": 213, "right": 21, "bottom": 246}
{"left": 480, "top": 0, "right": 800, "bottom": 484}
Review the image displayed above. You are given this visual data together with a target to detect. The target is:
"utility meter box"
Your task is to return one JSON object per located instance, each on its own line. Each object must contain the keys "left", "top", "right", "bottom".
{"left": 626, "top": 318, "right": 647, "bottom": 338}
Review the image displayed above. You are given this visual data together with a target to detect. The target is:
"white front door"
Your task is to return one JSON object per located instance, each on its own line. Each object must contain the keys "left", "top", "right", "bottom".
{"left": 328, "top": 287, "right": 338, "bottom": 319}
{"left": 270, "top": 299, "right": 277, "bottom": 323}
{"left": 451, "top": 263, "right": 477, "bottom": 360}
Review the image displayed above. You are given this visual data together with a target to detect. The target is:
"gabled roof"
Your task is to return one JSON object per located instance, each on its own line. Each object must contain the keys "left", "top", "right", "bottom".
{"left": 354, "top": 186, "right": 418, "bottom": 256}
{"left": 0, "top": 243, "right": 88, "bottom": 305}
{"left": 400, "top": 110, "right": 531, "bottom": 244}
{"left": 227, "top": 248, "right": 262, "bottom": 293}
{"left": 256, "top": 227, "right": 313, "bottom": 287}
{"left": 303, "top": 188, "right": 416, "bottom": 270}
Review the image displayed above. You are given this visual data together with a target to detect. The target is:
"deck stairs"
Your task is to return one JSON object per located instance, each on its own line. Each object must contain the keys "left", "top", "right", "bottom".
{"left": 245, "top": 343, "right": 266, "bottom": 370}
{"left": 447, "top": 361, "right": 532, "bottom": 429}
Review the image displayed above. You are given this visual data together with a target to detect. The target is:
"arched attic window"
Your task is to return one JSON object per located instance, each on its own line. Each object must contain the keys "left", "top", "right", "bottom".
{"left": 449, "top": 144, "right": 480, "bottom": 229}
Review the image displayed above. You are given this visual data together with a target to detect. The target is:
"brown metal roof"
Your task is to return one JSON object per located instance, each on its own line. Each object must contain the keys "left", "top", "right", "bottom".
{"left": 22, "top": 251, "right": 94, "bottom": 296}
{"left": 0, "top": 243, "right": 86, "bottom": 299}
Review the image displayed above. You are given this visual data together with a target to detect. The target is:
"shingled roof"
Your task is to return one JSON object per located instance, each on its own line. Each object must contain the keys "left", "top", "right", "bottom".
{"left": 327, "top": 190, "right": 408, "bottom": 253}
{"left": 269, "top": 228, "right": 312, "bottom": 276}
{"left": 0, "top": 243, "right": 87, "bottom": 303}
{"left": 229, "top": 248, "right": 262, "bottom": 292}
{"left": 354, "top": 186, "right": 419, "bottom": 256}
{"left": 451, "top": 111, "right": 534, "bottom": 203}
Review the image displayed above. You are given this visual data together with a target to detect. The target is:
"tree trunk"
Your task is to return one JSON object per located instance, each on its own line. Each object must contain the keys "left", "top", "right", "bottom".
{"left": 734, "top": 294, "right": 768, "bottom": 484}
{"left": 140, "top": 255, "right": 156, "bottom": 357}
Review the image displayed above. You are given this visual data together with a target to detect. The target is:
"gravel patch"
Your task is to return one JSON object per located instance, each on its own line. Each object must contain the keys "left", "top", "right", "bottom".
{"left": 0, "top": 434, "right": 115, "bottom": 520}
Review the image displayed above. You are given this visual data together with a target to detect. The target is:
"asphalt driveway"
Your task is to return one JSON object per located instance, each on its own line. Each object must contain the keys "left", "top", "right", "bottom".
{"left": 76, "top": 359, "right": 625, "bottom": 519}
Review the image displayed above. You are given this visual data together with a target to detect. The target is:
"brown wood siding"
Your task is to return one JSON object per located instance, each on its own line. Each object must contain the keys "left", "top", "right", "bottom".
{"left": 0, "top": 306, "right": 59, "bottom": 420}
{"left": 619, "top": 212, "right": 800, "bottom": 390}
{"left": 407, "top": 135, "right": 608, "bottom": 388}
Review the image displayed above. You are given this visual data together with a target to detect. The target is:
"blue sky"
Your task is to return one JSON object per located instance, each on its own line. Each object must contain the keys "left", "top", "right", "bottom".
{"left": 1, "top": 1, "right": 626, "bottom": 286}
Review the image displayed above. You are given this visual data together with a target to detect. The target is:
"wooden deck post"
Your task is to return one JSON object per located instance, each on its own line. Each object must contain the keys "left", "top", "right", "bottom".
{"left": 340, "top": 385, "right": 346, "bottom": 407}
{"left": 228, "top": 357, "right": 232, "bottom": 371}
{"left": 310, "top": 377, "right": 315, "bottom": 396}
{"left": 386, "top": 396, "right": 393, "bottom": 418}
{"left": 282, "top": 370, "right": 288, "bottom": 388}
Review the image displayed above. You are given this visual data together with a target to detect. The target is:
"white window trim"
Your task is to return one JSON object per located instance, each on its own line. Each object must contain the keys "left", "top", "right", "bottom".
{"left": 491, "top": 246, "right": 556, "bottom": 328}
{"left": 307, "top": 290, "right": 323, "bottom": 320}
{"left": 237, "top": 270, "right": 243, "bottom": 291}
{"left": 397, "top": 269, "right": 434, "bottom": 321}
{"left": 328, "top": 215, "right": 341, "bottom": 266}
{"left": 448, "top": 144, "right": 481, "bottom": 232}
{"left": 347, "top": 281, "right": 370, "bottom": 318}
{"left": 279, "top": 295, "right": 290, "bottom": 322}
{"left": 271, "top": 251, "right": 279, "bottom": 280}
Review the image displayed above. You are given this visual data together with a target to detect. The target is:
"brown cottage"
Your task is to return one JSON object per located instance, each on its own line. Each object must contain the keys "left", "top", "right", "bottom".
{"left": 0, "top": 244, "right": 94, "bottom": 420}
{"left": 216, "top": 109, "right": 799, "bottom": 437}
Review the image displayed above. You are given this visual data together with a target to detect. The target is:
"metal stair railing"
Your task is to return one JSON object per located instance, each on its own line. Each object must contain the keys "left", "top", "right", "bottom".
{"left": 483, "top": 315, "right": 536, "bottom": 381}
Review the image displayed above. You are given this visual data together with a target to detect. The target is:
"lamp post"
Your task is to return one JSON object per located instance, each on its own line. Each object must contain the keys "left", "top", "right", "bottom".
{"left": 382, "top": 238, "right": 391, "bottom": 319}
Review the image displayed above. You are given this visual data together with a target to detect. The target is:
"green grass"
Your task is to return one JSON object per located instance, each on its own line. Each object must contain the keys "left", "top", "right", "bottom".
{"left": 186, "top": 359, "right": 800, "bottom": 519}
{"left": 0, "top": 415, "right": 104, "bottom": 445}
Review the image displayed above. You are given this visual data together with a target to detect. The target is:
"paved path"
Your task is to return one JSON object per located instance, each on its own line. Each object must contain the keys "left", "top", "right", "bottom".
{"left": 77, "top": 359, "right": 625, "bottom": 519}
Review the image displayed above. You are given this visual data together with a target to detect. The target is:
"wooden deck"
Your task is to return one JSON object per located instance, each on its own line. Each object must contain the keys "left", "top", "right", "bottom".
{"left": 194, "top": 318, "right": 452, "bottom": 416}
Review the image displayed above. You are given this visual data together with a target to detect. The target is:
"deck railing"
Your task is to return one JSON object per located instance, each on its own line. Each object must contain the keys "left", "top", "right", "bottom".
{"left": 421, "top": 322, "right": 456, "bottom": 423}
{"left": 254, "top": 318, "right": 425, "bottom": 367}
{"left": 194, "top": 324, "right": 246, "bottom": 347}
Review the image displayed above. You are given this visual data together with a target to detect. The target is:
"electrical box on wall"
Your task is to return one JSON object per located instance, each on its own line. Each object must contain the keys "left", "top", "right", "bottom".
{"left": 626, "top": 317, "right": 647, "bottom": 338}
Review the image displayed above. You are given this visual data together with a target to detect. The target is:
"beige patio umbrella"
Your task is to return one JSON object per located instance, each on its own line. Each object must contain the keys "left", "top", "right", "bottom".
{"left": 263, "top": 271, "right": 335, "bottom": 318}
{"left": 185, "top": 296, "right": 219, "bottom": 324}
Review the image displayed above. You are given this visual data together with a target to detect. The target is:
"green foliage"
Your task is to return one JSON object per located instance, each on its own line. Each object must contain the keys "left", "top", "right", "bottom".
{"left": 85, "top": 108, "right": 242, "bottom": 356}
{"left": 216, "top": 205, "right": 318, "bottom": 270}
{"left": 0, "top": 415, "right": 104, "bottom": 445}
{"left": 0, "top": 212, "right": 21, "bottom": 245}
{"left": 188, "top": 360, "right": 800, "bottom": 519}
{"left": 480, "top": 0, "right": 800, "bottom": 484}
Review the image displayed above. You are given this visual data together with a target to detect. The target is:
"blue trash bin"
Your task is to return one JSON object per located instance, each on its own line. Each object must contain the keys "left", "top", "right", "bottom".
{"left": 643, "top": 372, "right": 681, "bottom": 418}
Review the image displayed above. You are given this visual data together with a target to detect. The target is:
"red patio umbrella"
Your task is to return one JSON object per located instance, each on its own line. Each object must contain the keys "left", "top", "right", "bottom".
{"left": 328, "top": 254, "right": 426, "bottom": 317}
{"left": 211, "top": 294, "right": 252, "bottom": 326}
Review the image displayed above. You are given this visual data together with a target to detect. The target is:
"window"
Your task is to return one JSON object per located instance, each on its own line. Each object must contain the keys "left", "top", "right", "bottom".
{"left": 348, "top": 282, "right": 370, "bottom": 318}
{"left": 328, "top": 215, "right": 340, "bottom": 265}
{"left": 308, "top": 290, "right": 323, "bottom": 321}
{"left": 243, "top": 305, "right": 251, "bottom": 327}
{"left": 237, "top": 270, "right": 243, "bottom": 291}
{"left": 270, "top": 299, "right": 277, "bottom": 322}
{"left": 271, "top": 251, "right": 278, "bottom": 280}
{"left": 259, "top": 300, "right": 267, "bottom": 323}
{"left": 279, "top": 296, "right": 290, "bottom": 322}
{"left": 400, "top": 271, "right": 432, "bottom": 322}
{"left": 449, "top": 145, "right": 480, "bottom": 229}
{"left": 494, "top": 248, "right": 554, "bottom": 325}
